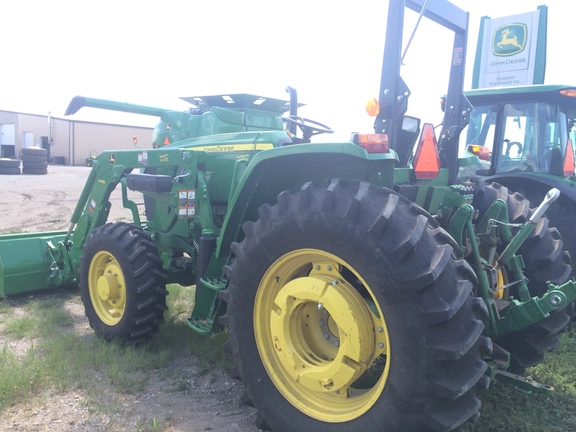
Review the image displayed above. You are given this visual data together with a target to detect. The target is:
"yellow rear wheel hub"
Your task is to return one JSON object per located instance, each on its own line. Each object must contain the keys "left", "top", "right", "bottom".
{"left": 254, "top": 249, "right": 390, "bottom": 423}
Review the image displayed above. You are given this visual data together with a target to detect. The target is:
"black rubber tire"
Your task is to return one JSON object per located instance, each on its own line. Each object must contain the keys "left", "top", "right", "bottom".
{"left": 21, "top": 154, "right": 47, "bottom": 163}
{"left": 507, "top": 185, "right": 576, "bottom": 284}
{"left": 470, "top": 180, "right": 572, "bottom": 295}
{"left": 21, "top": 147, "right": 48, "bottom": 157}
{"left": 0, "top": 166, "right": 20, "bottom": 175}
{"left": 22, "top": 166, "right": 48, "bottom": 175}
{"left": 496, "top": 309, "right": 570, "bottom": 373}
{"left": 469, "top": 179, "right": 572, "bottom": 373}
{"left": 80, "top": 222, "right": 168, "bottom": 344}
{"left": 0, "top": 158, "right": 20, "bottom": 168}
{"left": 221, "top": 179, "right": 492, "bottom": 432}
{"left": 22, "top": 161, "right": 48, "bottom": 170}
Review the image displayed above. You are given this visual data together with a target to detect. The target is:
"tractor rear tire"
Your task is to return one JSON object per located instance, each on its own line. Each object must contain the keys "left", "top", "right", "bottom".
{"left": 221, "top": 179, "right": 492, "bottom": 432}
{"left": 497, "top": 308, "right": 570, "bottom": 373}
{"left": 469, "top": 180, "right": 572, "bottom": 373}
{"left": 80, "top": 222, "right": 168, "bottom": 344}
{"left": 470, "top": 180, "right": 572, "bottom": 293}
{"left": 504, "top": 184, "right": 576, "bottom": 292}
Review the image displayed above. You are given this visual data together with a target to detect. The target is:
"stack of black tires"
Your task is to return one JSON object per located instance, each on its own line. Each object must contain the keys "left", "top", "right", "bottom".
{"left": 21, "top": 147, "right": 48, "bottom": 175}
{"left": 0, "top": 158, "right": 21, "bottom": 175}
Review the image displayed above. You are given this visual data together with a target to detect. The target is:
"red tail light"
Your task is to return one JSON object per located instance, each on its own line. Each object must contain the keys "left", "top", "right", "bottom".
{"left": 413, "top": 123, "right": 440, "bottom": 179}
{"left": 564, "top": 139, "right": 575, "bottom": 177}
{"left": 357, "top": 134, "right": 389, "bottom": 153}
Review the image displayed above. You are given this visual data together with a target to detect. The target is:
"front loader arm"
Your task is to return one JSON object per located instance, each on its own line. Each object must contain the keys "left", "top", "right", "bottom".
{"left": 0, "top": 159, "right": 128, "bottom": 296}
{"left": 49, "top": 160, "right": 131, "bottom": 286}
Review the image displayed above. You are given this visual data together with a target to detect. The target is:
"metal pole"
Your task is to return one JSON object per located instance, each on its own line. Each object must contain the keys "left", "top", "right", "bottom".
{"left": 401, "top": 0, "right": 430, "bottom": 63}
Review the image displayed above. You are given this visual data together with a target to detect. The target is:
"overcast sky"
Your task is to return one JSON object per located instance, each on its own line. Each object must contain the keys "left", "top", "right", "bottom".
{"left": 1, "top": 1, "right": 573, "bottom": 140}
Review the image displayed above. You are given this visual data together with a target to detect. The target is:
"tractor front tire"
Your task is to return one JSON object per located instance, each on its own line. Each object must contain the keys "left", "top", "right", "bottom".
{"left": 221, "top": 179, "right": 491, "bottom": 432}
{"left": 80, "top": 222, "right": 168, "bottom": 344}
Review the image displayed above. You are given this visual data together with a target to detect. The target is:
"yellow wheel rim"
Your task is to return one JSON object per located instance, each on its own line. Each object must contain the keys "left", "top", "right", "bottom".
{"left": 254, "top": 249, "right": 390, "bottom": 423}
{"left": 493, "top": 257, "right": 509, "bottom": 300}
{"left": 87, "top": 250, "right": 127, "bottom": 325}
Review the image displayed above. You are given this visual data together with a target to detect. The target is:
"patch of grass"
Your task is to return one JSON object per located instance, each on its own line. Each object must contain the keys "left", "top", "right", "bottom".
{"left": 0, "top": 345, "right": 46, "bottom": 408}
{"left": 3, "top": 316, "right": 37, "bottom": 338}
{"left": 0, "top": 284, "right": 230, "bottom": 413}
{"left": 135, "top": 417, "right": 170, "bottom": 432}
{"left": 2, "top": 298, "right": 74, "bottom": 339}
{"left": 467, "top": 324, "right": 576, "bottom": 431}
{"left": 1, "top": 283, "right": 575, "bottom": 431}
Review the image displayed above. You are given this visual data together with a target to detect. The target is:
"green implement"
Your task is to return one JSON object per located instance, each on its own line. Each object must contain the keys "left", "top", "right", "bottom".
{"left": 0, "top": 231, "right": 68, "bottom": 296}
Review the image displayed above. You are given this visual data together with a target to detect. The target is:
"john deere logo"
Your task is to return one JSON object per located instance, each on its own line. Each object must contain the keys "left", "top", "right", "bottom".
{"left": 492, "top": 24, "right": 527, "bottom": 56}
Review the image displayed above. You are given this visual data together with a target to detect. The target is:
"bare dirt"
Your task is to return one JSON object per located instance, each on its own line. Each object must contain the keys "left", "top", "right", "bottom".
{"left": 0, "top": 165, "right": 137, "bottom": 235}
{"left": 0, "top": 166, "right": 260, "bottom": 431}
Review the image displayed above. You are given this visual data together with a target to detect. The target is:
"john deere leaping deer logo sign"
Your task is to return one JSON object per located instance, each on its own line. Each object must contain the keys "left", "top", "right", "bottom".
{"left": 492, "top": 23, "right": 527, "bottom": 56}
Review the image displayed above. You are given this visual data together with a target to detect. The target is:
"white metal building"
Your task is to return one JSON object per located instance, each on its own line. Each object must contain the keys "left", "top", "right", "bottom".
{"left": 0, "top": 110, "right": 153, "bottom": 165}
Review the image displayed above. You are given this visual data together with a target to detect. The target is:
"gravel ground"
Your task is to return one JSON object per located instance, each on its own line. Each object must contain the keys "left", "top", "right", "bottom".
{"left": 0, "top": 165, "right": 260, "bottom": 431}
{"left": 0, "top": 165, "right": 134, "bottom": 234}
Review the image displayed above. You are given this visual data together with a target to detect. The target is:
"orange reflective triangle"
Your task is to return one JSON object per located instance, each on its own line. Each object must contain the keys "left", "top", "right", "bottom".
{"left": 564, "top": 139, "right": 575, "bottom": 177}
{"left": 413, "top": 123, "right": 440, "bottom": 179}
{"left": 164, "top": 136, "right": 170, "bottom": 146}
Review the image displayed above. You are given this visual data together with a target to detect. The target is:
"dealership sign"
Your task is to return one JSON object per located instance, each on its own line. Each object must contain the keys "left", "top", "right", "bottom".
{"left": 472, "top": 6, "right": 547, "bottom": 89}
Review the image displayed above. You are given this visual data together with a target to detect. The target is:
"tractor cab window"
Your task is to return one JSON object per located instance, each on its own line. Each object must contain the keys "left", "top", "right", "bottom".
{"left": 457, "top": 104, "right": 496, "bottom": 177}
{"left": 465, "top": 104, "right": 497, "bottom": 153}
{"left": 495, "top": 102, "right": 568, "bottom": 174}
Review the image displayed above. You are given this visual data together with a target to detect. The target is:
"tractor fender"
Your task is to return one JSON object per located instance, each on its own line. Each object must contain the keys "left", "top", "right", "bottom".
{"left": 484, "top": 172, "right": 576, "bottom": 201}
{"left": 216, "top": 142, "right": 398, "bottom": 260}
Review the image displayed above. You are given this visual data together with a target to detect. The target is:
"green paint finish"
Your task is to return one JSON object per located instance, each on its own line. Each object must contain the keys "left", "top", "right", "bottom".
{"left": 0, "top": 231, "right": 68, "bottom": 296}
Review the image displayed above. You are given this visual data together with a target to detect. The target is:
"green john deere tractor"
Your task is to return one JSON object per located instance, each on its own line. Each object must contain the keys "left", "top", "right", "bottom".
{"left": 0, "top": 0, "right": 574, "bottom": 431}
{"left": 457, "top": 85, "right": 576, "bottom": 287}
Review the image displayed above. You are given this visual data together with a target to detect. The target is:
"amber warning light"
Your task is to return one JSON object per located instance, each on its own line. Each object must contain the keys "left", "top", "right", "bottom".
{"left": 560, "top": 89, "right": 576, "bottom": 98}
{"left": 365, "top": 98, "right": 380, "bottom": 117}
{"left": 467, "top": 144, "right": 490, "bottom": 161}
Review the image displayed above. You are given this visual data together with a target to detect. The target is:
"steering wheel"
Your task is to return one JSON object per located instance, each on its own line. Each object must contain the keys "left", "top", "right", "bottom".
{"left": 282, "top": 115, "right": 334, "bottom": 141}
{"left": 505, "top": 140, "right": 523, "bottom": 158}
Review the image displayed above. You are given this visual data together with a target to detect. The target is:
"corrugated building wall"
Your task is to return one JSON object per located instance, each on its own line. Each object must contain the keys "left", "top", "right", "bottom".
{"left": 0, "top": 110, "right": 153, "bottom": 165}
{"left": 68, "top": 122, "right": 153, "bottom": 166}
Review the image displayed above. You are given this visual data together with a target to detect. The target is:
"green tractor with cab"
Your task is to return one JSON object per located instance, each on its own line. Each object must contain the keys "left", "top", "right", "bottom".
{"left": 0, "top": 0, "right": 575, "bottom": 431}
{"left": 458, "top": 85, "right": 576, "bottom": 285}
